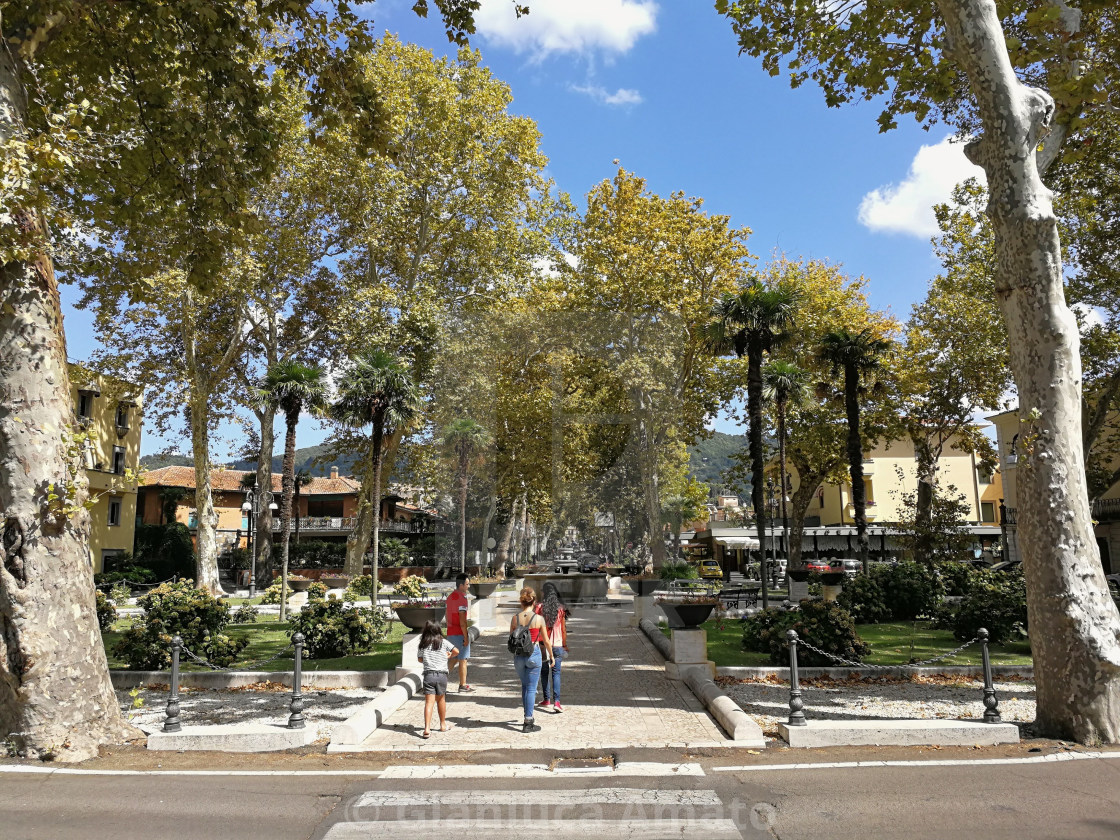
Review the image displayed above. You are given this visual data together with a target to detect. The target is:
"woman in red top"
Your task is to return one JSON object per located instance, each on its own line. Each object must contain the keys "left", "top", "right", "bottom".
{"left": 510, "top": 587, "right": 554, "bottom": 733}
{"left": 534, "top": 582, "right": 570, "bottom": 712}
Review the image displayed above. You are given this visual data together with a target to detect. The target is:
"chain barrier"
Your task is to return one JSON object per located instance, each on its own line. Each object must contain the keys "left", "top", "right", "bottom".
{"left": 179, "top": 641, "right": 294, "bottom": 672}
{"left": 794, "top": 635, "right": 980, "bottom": 670}
{"left": 96, "top": 575, "right": 179, "bottom": 592}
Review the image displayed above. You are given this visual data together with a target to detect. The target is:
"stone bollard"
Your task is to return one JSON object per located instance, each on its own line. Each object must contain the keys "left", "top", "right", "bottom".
{"left": 786, "top": 629, "right": 806, "bottom": 726}
{"left": 163, "top": 635, "right": 182, "bottom": 733}
{"left": 665, "top": 628, "right": 716, "bottom": 681}
{"left": 288, "top": 632, "right": 306, "bottom": 730}
{"left": 979, "top": 628, "right": 1002, "bottom": 723}
{"left": 397, "top": 631, "right": 423, "bottom": 681}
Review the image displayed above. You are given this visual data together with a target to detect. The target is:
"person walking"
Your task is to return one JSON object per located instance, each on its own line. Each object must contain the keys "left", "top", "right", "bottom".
{"left": 445, "top": 573, "right": 474, "bottom": 692}
{"left": 510, "top": 587, "right": 553, "bottom": 733}
{"left": 535, "top": 582, "right": 570, "bottom": 712}
{"left": 416, "top": 620, "right": 458, "bottom": 739}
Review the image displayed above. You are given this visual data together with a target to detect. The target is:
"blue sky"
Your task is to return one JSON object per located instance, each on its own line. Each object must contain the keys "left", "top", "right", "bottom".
{"left": 58, "top": 0, "right": 986, "bottom": 458}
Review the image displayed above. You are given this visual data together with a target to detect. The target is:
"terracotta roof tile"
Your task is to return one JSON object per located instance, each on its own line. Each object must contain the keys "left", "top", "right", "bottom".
{"left": 142, "top": 465, "right": 362, "bottom": 495}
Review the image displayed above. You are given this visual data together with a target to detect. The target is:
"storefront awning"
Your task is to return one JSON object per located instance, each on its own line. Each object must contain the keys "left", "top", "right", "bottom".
{"left": 715, "top": 536, "right": 760, "bottom": 550}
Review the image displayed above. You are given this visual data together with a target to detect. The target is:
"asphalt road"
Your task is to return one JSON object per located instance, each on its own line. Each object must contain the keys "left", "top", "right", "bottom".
{"left": 3, "top": 751, "right": 1120, "bottom": 839}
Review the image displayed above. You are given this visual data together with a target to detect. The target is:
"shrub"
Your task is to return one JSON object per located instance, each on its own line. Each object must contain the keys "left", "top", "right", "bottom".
{"left": 273, "top": 541, "right": 347, "bottom": 570}
{"left": 658, "top": 559, "right": 698, "bottom": 581}
{"left": 935, "top": 560, "right": 975, "bottom": 597}
{"left": 742, "top": 600, "right": 870, "bottom": 666}
{"left": 109, "top": 581, "right": 133, "bottom": 605}
{"left": 132, "top": 523, "right": 195, "bottom": 580}
{"left": 307, "top": 581, "right": 328, "bottom": 601}
{"left": 393, "top": 574, "right": 428, "bottom": 601}
{"left": 379, "top": 538, "right": 412, "bottom": 567}
{"left": 113, "top": 580, "right": 246, "bottom": 670}
{"left": 218, "top": 547, "right": 251, "bottom": 571}
{"left": 260, "top": 582, "right": 287, "bottom": 605}
{"left": 953, "top": 570, "right": 1028, "bottom": 644}
{"left": 95, "top": 590, "right": 117, "bottom": 633}
{"left": 289, "top": 598, "right": 388, "bottom": 658}
{"left": 836, "top": 569, "right": 892, "bottom": 624}
{"left": 232, "top": 604, "right": 260, "bottom": 624}
{"left": 344, "top": 574, "right": 379, "bottom": 602}
{"left": 95, "top": 554, "right": 157, "bottom": 587}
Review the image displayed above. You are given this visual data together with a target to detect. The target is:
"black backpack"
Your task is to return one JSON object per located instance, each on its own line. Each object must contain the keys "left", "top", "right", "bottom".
{"left": 507, "top": 613, "right": 536, "bottom": 656}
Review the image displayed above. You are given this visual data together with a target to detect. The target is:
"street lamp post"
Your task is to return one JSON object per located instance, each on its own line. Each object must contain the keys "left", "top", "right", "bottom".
{"left": 242, "top": 491, "right": 256, "bottom": 597}
{"left": 766, "top": 478, "right": 779, "bottom": 590}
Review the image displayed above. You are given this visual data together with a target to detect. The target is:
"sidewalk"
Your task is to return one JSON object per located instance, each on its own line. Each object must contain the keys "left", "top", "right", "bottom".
{"left": 342, "top": 600, "right": 732, "bottom": 751}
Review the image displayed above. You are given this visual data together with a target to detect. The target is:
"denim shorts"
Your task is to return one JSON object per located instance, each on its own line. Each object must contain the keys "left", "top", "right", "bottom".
{"left": 447, "top": 634, "right": 470, "bottom": 659}
{"left": 422, "top": 671, "right": 448, "bottom": 696}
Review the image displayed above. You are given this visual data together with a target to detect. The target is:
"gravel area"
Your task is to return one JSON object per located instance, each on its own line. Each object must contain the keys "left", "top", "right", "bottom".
{"left": 117, "top": 684, "right": 383, "bottom": 741}
{"left": 721, "top": 674, "right": 1036, "bottom": 735}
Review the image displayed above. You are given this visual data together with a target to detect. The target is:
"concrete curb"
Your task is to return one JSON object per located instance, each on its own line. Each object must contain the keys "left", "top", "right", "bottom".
{"left": 329, "top": 626, "right": 482, "bottom": 749}
{"left": 638, "top": 618, "right": 671, "bottom": 659}
{"left": 145, "top": 722, "right": 318, "bottom": 753}
{"left": 716, "top": 665, "right": 1034, "bottom": 680}
{"left": 110, "top": 670, "right": 394, "bottom": 690}
{"left": 684, "top": 671, "right": 766, "bottom": 746}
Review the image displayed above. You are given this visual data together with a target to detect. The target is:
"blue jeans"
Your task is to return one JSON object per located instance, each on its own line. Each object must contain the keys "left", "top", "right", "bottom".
{"left": 539, "top": 646, "right": 566, "bottom": 703}
{"left": 513, "top": 646, "right": 542, "bottom": 720}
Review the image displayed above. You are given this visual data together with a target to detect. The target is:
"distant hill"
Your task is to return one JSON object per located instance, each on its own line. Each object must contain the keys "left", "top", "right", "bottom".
{"left": 139, "top": 453, "right": 194, "bottom": 470}
{"left": 687, "top": 431, "right": 747, "bottom": 493}
{"left": 142, "top": 445, "right": 362, "bottom": 477}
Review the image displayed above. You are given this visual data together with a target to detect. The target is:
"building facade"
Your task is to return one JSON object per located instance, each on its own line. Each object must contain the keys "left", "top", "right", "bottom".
{"left": 69, "top": 365, "right": 143, "bottom": 572}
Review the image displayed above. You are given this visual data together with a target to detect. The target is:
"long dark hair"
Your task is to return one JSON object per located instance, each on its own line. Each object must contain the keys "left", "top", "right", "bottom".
{"left": 419, "top": 620, "right": 444, "bottom": 651}
{"left": 540, "top": 582, "right": 571, "bottom": 629}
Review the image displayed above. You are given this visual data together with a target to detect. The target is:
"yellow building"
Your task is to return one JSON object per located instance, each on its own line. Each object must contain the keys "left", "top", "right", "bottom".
{"left": 787, "top": 434, "right": 1003, "bottom": 529}
{"left": 69, "top": 365, "right": 142, "bottom": 572}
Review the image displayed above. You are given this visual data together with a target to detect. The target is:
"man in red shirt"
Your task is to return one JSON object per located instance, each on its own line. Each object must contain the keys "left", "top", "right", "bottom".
{"left": 445, "top": 573, "right": 473, "bottom": 692}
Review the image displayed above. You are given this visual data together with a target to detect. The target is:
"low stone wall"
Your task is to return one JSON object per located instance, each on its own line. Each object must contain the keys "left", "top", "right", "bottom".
{"left": 639, "top": 617, "right": 671, "bottom": 659}
{"left": 110, "top": 670, "right": 393, "bottom": 690}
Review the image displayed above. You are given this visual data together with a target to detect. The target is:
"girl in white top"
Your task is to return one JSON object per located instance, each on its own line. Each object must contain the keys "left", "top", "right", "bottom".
{"left": 417, "top": 621, "right": 459, "bottom": 738}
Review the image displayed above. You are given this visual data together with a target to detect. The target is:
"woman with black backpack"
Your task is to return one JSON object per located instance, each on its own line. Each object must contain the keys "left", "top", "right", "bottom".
{"left": 509, "top": 587, "right": 554, "bottom": 733}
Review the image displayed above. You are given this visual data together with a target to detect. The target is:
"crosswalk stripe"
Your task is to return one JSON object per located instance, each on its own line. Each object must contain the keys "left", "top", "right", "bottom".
{"left": 378, "top": 762, "right": 705, "bottom": 779}
{"left": 324, "top": 819, "right": 743, "bottom": 839}
{"left": 351, "top": 788, "right": 723, "bottom": 808}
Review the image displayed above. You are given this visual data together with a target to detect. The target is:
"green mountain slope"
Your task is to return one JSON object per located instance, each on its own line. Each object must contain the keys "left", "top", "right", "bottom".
{"left": 687, "top": 430, "right": 747, "bottom": 492}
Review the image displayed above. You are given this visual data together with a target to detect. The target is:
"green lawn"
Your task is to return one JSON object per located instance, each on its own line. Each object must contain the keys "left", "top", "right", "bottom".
{"left": 663, "top": 620, "right": 1033, "bottom": 668}
{"left": 103, "top": 615, "right": 408, "bottom": 672}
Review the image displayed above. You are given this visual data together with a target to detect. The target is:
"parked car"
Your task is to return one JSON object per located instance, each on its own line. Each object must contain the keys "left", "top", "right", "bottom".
{"left": 804, "top": 559, "right": 832, "bottom": 573}
{"left": 699, "top": 559, "right": 723, "bottom": 580}
{"left": 578, "top": 553, "right": 602, "bottom": 573}
{"left": 836, "top": 558, "right": 862, "bottom": 577}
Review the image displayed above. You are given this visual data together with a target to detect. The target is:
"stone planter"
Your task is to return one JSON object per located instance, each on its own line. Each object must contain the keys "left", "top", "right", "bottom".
{"left": 626, "top": 579, "right": 665, "bottom": 597}
{"left": 320, "top": 575, "right": 350, "bottom": 589}
{"left": 786, "top": 567, "right": 810, "bottom": 583}
{"left": 820, "top": 572, "right": 846, "bottom": 587}
{"left": 468, "top": 581, "right": 501, "bottom": 599}
{"left": 287, "top": 578, "right": 313, "bottom": 592}
{"left": 658, "top": 601, "right": 716, "bottom": 629}
{"left": 392, "top": 605, "right": 445, "bottom": 631}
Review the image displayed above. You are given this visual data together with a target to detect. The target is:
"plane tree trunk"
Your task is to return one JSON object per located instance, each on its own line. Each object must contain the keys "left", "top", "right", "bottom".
{"left": 936, "top": 0, "right": 1120, "bottom": 743}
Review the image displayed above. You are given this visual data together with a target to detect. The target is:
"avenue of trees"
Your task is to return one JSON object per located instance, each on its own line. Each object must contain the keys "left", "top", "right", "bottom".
{"left": 2, "top": 0, "right": 1119, "bottom": 759}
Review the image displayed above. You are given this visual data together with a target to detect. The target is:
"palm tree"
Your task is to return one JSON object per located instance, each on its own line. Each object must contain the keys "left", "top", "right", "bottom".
{"left": 818, "top": 328, "right": 891, "bottom": 573}
{"left": 332, "top": 350, "right": 421, "bottom": 585}
{"left": 441, "top": 418, "right": 492, "bottom": 573}
{"left": 706, "top": 281, "right": 800, "bottom": 611}
{"left": 763, "top": 360, "right": 810, "bottom": 588}
{"left": 260, "top": 361, "right": 326, "bottom": 620}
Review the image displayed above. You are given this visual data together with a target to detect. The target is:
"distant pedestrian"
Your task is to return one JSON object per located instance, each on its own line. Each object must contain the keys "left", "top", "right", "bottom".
{"left": 445, "top": 573, "right": 474, "bottom": 692}
{"left": 535, "top": 582, "right": 570, "bottom": 712}
{"left": 509, "top": 587, "right": 554, "bottom": 733}
{"left": 417, "top": 620, "right": 458, "bottom": 739}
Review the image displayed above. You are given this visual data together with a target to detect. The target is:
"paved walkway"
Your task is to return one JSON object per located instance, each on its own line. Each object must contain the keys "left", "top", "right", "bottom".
{"left": 349, "top": 599, "right": 732, "bottom": 752}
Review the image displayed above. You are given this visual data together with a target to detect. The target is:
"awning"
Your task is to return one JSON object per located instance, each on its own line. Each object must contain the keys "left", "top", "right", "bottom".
{"left": 715, "top": 536, "right": 760, "bottom": 550}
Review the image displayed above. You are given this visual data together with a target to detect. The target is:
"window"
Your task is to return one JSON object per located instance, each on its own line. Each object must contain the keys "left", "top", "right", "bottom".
{"left": 188, "top": 510, "right": 198, "bottom": 528}
{"left": 77, "top": 391, "right": 93, "bottom": 420}
{"left": 978, "top": 465, "right": 994, "bottom": 485}
{"left": 115, "top": 402, "right": 130, "bottom": 429}
{"left": 112, "top": 446, "right": 126, "bottom": 475}
{"left": 107, "top": 497, "right": 122, "bottom": 527}
{"left": 863, "top": 478, "right": 875, "bottom": 505}
{"left": 981, "top": 501, "right": 996, "bottom": 523}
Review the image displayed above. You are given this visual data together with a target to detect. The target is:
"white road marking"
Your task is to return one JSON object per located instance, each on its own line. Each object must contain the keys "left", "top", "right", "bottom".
{"left": 712, "top": 750, "right": 1120, "bottom": 772}
{"left": 324, "top": 819, "right": 742, "bottom": 839}
{"left": 0, "top": 766, "right": 382, "bottom": 777}
{"left": 352, "top": 789, "right": 723, "bottom": 808}
{"left": 378, "top": 762, "right": 706, "bottom": 779}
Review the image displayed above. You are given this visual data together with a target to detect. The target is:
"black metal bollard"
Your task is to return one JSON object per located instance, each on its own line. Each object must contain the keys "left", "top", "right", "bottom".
{"left": 163, "top": 634, "right": 182, "bottom": 733}
{"left": 787, "top": 629, "right": 807, "bottom": 726}
{"left": 288, "top": 632, "right": 306, "bottom": 730}
{"left": 979, "top": 628, "right": 1002, "bottom": 723}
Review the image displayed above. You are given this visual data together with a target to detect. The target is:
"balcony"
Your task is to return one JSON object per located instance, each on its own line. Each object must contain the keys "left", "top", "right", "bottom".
{"left": 270, "top": 516, "right": 450, "bottom": 535}
{"left": 1092, "top": 498, "right": 1120, "bottom": 523}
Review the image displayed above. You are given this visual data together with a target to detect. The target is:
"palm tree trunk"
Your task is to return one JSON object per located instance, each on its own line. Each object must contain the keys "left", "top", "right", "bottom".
{"left": 278, "top": 408, "right": 298, "bottom": 621}
{"left": 254, "top": 405, "right": 276, "bottom": 583}
{"left": 370, "top": 419, "right": 386, "bottom": 596}
{"left": 747, "top": 343, "right": 768, "bottom": 611}
{"left": 844, "top": 364, "right": 870, "bottom": 572}
{"left": 777, "top": 400, "right": 790, "bottom": 588}
{"left": 458, "top": 452, "right": 469, "bottom": 573}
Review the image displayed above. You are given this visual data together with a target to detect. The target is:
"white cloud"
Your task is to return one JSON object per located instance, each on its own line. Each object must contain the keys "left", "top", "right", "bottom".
{"left": 570, "top": 83, "right": 643, "bottom": 107}
{"left": 475, "top": 0, "right": 658, "bottom": 58}
{"left": 858, "top": 136, "right": 986, "bottom": 237}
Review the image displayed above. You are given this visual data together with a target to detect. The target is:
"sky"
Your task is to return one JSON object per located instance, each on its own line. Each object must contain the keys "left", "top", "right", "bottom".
{"left": 57, "top": 0, "right": 988, "bottom": 460}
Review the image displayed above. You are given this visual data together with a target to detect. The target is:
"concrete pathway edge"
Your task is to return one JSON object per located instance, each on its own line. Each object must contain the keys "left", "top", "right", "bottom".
{"left": 638, "top": 617, "right": 671, "bottom": 659}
